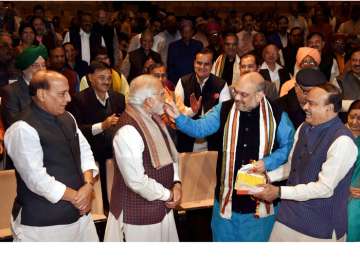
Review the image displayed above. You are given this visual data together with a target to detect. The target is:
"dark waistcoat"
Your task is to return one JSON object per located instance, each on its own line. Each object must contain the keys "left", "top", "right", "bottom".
{"left": 214, "top": 100, "right": 282, "bottom": 213}
{"left": 177, "top": 73, "right": 226, "bottom": 152}
{"left": 109, "top": 112, "right": 174, "bottom": 225}
{"left": 277, "top": 117, "right": 354, "bottom": 239}
{"left": 69, "top": 28, "right": 103, "bottom": 62}
{"left": 14, "top": 103, "right": 84, "bottom": 226}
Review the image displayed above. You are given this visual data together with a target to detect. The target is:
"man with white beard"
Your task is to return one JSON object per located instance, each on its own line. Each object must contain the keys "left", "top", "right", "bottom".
{"left": 105, "top": 75, "right": 181, "bottom": 241}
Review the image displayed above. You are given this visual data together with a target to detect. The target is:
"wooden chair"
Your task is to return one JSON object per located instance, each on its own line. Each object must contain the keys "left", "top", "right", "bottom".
{"left": 0, "top": 170, "right": 16, "bottom": 239}
{"left": 177, "top": 151, "right": 218, "bottom": 210}
{"left": 90, "top": 176, "right": 107, "bottom": 222}
{"left": 0, "top": 168, "right": 106, "bottom": 240}
{"left": 105, "top": 159, "right": 115, "bottom": 203}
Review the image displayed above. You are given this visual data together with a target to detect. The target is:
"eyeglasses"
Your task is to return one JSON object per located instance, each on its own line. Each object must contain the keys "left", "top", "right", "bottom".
{"left": 240, "top": 64, "right": 257, "bottom": 70}
{"left": 230, "top": 87, "right": 257, "bottom": 98}
{"left": 154, "top": 91, "right": 165, "bottom": 98}
{"left": 152, "top": 73, "right": 167, "bottom": 79}
{"left": 300, "top": 60, "right": 317, "bottom": 66}
{"left": 31, "top": 63, "right": 47, "bottom": 69}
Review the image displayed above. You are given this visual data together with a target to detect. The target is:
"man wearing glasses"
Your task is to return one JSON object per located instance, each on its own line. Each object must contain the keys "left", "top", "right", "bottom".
{"left": 165, "top": 72, "right": 294, "bottom": 241}
{"left": 1, "top": 45, "right": 48, "bottom": 128}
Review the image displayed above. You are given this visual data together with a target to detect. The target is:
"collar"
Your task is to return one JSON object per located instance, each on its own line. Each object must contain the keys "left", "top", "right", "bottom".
{"left": 31, "top": 101, "right": 57, "bottom": 121}
{"left": 95, "top": 91, "right": 109, "bottom": 106}
{"left": 22, "top": 76, "right": 31, "bottom": 85}
{"left": 240, "top": 104, "right": 260, "bottom": 115}
{"left": 196, "top": 75, "right": 210, "bottom": 87}
{"left": 260, "top": 62, "right": 282, "bottom": 72}
{"left": 352, "top": 71, "right": 360, "bottom": 81}
{"left": 80, "top": 28, "right": 90, "bottom": 36}
{"left": 305, "top": 115, "right": 339, "bottom": 132}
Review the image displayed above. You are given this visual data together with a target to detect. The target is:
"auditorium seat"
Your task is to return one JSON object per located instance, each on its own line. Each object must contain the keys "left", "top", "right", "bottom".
{"left": 177, "top": 151, "right": 218, "bottom": 210}
{"left": 105, "top": 158, "right": 115, "bottom": 203}
{"left": 175, "top": 151, "right": 218, "bottom": 242}
{"left": 0, "top": 170, "right": 16, "bottom": 240}
{"left": 91, "top": 176, "right": 107, "bottom": 222}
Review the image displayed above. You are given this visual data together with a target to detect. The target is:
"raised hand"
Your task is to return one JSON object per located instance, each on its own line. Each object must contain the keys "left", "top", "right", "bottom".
{"left": 102, "top": 114, "right": 119, "bottom": 130}
{"left": 190, "top": 93, "right": 202, "bottom": 114}
{"left": 164, "top": 100, "right": 180, "bottom": 119}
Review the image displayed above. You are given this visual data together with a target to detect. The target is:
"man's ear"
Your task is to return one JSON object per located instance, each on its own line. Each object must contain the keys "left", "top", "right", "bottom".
{"left": 36, "top": 88, "right": 46, "bottom": 102}
{"left": 143, "top": 97, "right": 154, "bottom": 110}
{"left": 256, "top": 90, "right": 265, "bottom": 101}
{"left": 88, "top": 73, "right": 94, "bottom": 86}
{"left": 327, "top": 104, "right": 334, "bottom": 112}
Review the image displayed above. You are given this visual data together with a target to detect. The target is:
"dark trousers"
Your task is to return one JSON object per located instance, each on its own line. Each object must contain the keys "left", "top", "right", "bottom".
{"left": 175, "top": 207, "right": 213, "bottom": 242}
{"left": 97, "top": 158, "right": 109, "bottom": 213}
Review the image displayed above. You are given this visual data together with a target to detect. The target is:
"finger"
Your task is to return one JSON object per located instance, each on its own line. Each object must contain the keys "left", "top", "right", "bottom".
{"left": 164, "top": 102, "right": 175, "bottom": 111}
{"left": 257, "top": 184, "right": 267, "bottom": 187}
{"left": 165, "top": 202, "right": 176, "bottom": 209}
{"left": 198, "top": 96, "right": 202, "bottom": 104}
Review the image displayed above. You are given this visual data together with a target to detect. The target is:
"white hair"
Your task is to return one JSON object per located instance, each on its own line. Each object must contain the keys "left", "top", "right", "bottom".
{"left": 128, "top": 74, "right": 161, "bottom": 105}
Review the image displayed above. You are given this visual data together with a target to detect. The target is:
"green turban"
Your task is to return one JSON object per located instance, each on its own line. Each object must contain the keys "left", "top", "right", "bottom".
{"left": 15, "top": 45, "right": 48, "bottom": 70}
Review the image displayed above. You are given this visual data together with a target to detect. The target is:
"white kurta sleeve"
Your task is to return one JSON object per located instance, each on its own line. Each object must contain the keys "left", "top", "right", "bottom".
{"left": 113, "top": 125, "right": 172, "bottom": 201}
{"left": 91, "top": 122, "right": 104, "bottom": 136}
{"left": 268, "top": 125, "right": 301, "bottom": 183}
{"left": 280, "top": 135, "right": 357, "bottom": 201}
{"left": 67, "top": 112, "right": 99, "bottom": 176}
{"left": 174, "top": 79, "right": 196, "bottom": 117}
{"left": 77, "top": 126, "right": 99, "bottom": 177}
{"left": 219, "top": 83, "right": 231, "bottom": 102}
{"left": 4, "top": 121, "right": 67, "bottom": 204}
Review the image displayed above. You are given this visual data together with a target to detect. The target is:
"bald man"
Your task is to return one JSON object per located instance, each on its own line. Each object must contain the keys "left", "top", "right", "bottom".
{"left": 165, "top": 72, "right": 295, "bottom": 242}
{"left": 4, "top": 70, "right": 99, "bottom": 241}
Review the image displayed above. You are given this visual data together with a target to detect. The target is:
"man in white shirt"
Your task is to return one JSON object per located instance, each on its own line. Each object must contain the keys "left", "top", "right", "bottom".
{"left": 259, "top": 44, "right": 291, "bottom": 95}
{"left": 4, "top": 70, "right": 99, "bottom": 241}
{"left": 255, "top": 83, "right": 357, "bottom": 241}
{"left": 104, "top": 74, "right": 181, "bottom": 242}
{"left": 236, "top": 12, "right": 257, "bottom": 57}
{"left": 154, "top": 14, "right": 181, "bottom": 65}
{"left": 63, "top": 12, "right": 106, "bottom": 65}
{"left": 175, "top": 49, "right": 230, "bottom": 152}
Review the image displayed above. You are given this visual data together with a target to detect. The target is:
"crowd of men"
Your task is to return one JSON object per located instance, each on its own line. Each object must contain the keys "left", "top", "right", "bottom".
{"left": 0, "top": 2, "right": 360, "bottom": 242}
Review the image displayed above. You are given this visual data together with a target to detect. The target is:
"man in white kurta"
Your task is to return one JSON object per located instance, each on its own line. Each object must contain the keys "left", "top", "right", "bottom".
{"left": 104, "top": 74, "right": 181, "bottom": 242}
{"left": 4, "top": 70, "right": 99, "bottom": 242}
{"left": 255, "top": 84, "right": 357, "bottom": 241}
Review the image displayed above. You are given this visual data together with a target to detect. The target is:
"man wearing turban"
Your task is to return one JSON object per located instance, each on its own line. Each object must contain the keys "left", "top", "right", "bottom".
{"left": 1, "top": 45, "right": 48, "bottom": 128}
{"left": 279, "top": 47, "right": 321, "bottom": 97}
